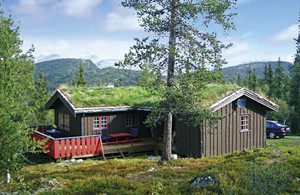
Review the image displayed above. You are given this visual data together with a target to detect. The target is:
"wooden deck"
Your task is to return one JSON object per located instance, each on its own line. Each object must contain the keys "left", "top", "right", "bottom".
{"left": 31, "top": 131, "right": 161, "bottom": 160}
{"left": 103, "top": 138, "right": 161, "bottom": 155}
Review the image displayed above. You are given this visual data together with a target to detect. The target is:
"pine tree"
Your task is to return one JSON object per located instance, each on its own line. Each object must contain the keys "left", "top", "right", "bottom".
{"left": 0, "top": 9, "right": 40, "bottom": 183}
{"left": 33, "top": 71, "right": 49, "bottom": 124}
{"left": 273, "top": 58, "right": 285, "bottom": 99}
{"left": 71, "top": 73, "right": 76, "bottom": 86}
{"left": 246, "top": 68, "right": 258, "bottom": 91}
{"left": 76, "top": 60, "right": 87, "bottom": 87}
{"left": 289, "top": 14, "right": 300, "bottom": 134}
{"left": 237, "top": 74, "right": 242, "bottom": 86}
{"left": 119, "top": 0, "right": 236, "bottom": 160}
{"left": 263, "top": 64, "right": 274, "bottom": 97}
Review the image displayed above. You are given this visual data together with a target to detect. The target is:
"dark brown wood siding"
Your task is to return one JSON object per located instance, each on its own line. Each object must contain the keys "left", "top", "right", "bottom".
{"left": 81, "top": 111, "right": 152, "bottom": 138}
{"left": 203, "top": 96, "right": 267, "bottom": 157}
{"left": 54, "top": 100, "right": 81, "bottom": 137}
{"left": 175, "top": 120, "right": 201, "bottom": 158}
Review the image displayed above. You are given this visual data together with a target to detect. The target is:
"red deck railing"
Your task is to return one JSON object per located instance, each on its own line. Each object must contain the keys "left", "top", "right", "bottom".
{"left": 32, "top": 131, "right": 104, "bottom": 160}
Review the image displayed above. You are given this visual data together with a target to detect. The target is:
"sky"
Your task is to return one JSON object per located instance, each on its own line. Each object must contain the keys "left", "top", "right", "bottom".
{"left": 2, "top": 0, "right": 300, "bottom": 67}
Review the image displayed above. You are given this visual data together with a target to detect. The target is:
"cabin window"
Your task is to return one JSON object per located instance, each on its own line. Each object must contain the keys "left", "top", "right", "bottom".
{"left": 126, "top": 114, "right": 139, "bottom": 127}
{"left": 93, "top": 116, "right": 108, "bottom": 129}
{"left": 58, "top": 113, "right": 70, "bottom": 130}
{"left": 64, "top": 114, "right": 70, "bottom": 130}
{"left": 58, "top": 113, "right": 63, "bottom": 129}
{"left": 240, "top": 114, "right": 250, "bottom": 132}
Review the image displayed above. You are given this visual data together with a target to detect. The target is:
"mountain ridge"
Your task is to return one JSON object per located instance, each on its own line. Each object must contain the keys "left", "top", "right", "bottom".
{"left": 35, "top": 58, "right": 293, "bottom": 91}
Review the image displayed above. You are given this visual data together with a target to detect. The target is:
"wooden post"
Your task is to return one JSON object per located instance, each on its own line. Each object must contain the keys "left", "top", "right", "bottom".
{"left": 52, "top": 140, "right": 60, "bottom": 159}
{"left": 99, "top": 136, "right": 105, "bottom": 160}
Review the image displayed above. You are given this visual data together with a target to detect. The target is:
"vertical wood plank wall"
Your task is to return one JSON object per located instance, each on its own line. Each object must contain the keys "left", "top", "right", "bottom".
{"left": 203, "top": 98, "right": 266, "bottom": 157}
{"left": 175, "top": 120, "right": 201, "bottom": 157}
{"left": 81, "top": 111, "right": 152, "bottom": 138}
{"left": 54, "top": 102, "right": 81, "bottom": 137}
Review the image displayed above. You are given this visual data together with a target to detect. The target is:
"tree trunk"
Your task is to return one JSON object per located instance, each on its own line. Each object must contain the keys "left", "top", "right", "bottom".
{"left": 6, "top": 167, "right": 10, "bottom": 184}
{"left": 163, "top": 112, "right": 173, "bottom": 160}
{"left": 162, "top": 0, "right": 177, "bottom": 161}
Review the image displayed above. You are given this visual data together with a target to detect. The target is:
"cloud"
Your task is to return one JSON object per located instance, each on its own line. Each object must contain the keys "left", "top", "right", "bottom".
{"left": 11, "top": 0, "right": 103, "bottom": 18}
{"left": 104, "top": 2, "right": 142, "bottom": 32}
{"left": 104, "top": 12, "right": 142, "bottom": 32}
{"left": 11, "top": 0, "right": 48, "bottom": 16}
{"left": 223, "top": 38, "right": 251, "bottom": 58}
{"left": 284, "top": 54, "right": 295, "bottom": 63}
{"left": 270, "top": 24, "right": 298, "bottom": 42}
{"left": 56, "top": 0, "right": 103, "bottom": 18}
{"left": 22, "top": 37, "right": 134, "bottom": 63}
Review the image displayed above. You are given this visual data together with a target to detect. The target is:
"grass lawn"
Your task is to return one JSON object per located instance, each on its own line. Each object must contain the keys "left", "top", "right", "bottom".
{"left": 1, "top": 136, "right": 300, "bottom": 194}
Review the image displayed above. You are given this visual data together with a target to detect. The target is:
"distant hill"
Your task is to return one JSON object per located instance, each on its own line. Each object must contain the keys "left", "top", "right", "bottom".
{"left": 35, "top": 58, "right": 140, "bottom": 91}
{"left": 222, "top": 61, "right": 293, "bottom": 82}
{"left": 35, "top": 58, "right": 293, "bottom": 91}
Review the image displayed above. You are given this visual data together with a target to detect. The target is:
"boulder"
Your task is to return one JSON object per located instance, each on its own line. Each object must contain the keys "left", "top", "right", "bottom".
{"left": 191, "top": 176, "right": 216, "bottom": 188}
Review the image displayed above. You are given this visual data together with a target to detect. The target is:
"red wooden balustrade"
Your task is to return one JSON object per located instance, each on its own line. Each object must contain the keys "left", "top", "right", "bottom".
{"left": 32, "top": 131, "right": 104, "bottom": 160}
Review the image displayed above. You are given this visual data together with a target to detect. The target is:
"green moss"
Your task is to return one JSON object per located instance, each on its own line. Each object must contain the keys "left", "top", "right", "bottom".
{"left": 61, "top": 86, "right": 162, "bottom": 108}
{"left": 60, "top": 84, "right": 240, "bottom": 108}
{"left": 200, "top": 83, "right": 240, "bottom": 106}
{"left": 2, "top": 137, "right": 300, "bottom": 194}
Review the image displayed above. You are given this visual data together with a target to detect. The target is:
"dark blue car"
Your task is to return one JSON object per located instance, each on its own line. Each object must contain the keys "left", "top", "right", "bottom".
{"left": 266, "top": 120, "right": 290, "bottom": 139}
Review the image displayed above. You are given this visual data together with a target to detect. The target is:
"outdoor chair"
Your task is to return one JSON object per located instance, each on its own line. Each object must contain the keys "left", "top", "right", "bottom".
{"left": 130, "top": 127, "right": 138, "bottom": 138}
{"left": 99, "top": 130, "right": 111, "bottom": 142}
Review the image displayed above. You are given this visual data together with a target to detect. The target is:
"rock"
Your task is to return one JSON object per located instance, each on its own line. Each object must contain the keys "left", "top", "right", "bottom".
{"left": 70, "top": 159, "right": 76, "bottom": 163}
{"left": 76, "top": 159, "right": 84, "bottom": 163}
{"left": 147, "top": 167, "right": 156, "bottom": 172}
{"left": 191, "top": 176, "right": 216, "bottom": 188}
{"left": 148, "top": 156, "right": 160, "bottom": 160}
{"left": 48, "top": 179, "right": 59, "bottom": 186}
{"left": 171, "top": 154, "right": 178, "bottom": 160}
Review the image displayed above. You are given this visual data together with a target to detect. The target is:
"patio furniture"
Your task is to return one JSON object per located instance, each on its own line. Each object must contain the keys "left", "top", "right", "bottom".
{"left": 108, "top": 133, "right": 131, "bottom": 142}
{"left": 130, "top": 127, "right": 138, "bottom": 138}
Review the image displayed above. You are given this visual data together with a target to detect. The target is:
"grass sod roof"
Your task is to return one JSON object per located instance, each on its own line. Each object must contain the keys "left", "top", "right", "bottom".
{"left": 59, "top": 86, "right": 162, "bottom": 108}
{"left": 59, "top": 84, "right": 240, "bottom": 109}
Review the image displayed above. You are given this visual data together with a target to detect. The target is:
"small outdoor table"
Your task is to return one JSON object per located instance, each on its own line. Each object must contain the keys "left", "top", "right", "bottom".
{"left": 108, "top": 133, "right": 131, "bottom": 142}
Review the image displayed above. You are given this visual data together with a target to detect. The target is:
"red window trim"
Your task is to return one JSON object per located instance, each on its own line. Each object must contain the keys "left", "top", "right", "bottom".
{"left": 240, "top": 113, "right": 251, "bottom": 132}
{"left": 93, "top": 116, "right": 109, "bottom": 130}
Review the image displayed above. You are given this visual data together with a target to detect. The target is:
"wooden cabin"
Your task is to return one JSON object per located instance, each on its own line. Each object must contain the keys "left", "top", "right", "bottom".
{"left": 175, "top": 87, "right": 279, "bottom": 158}
{"left": 44, "top": 85, "right": 278, "bottom": 159}
{"left": 45, "top": 87, "right": 158, "bottom": 139}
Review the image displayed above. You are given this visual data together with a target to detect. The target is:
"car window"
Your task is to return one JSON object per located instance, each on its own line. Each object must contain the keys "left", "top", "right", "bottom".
{"left": 268, "top": 122, "right": 275, "bottom": 128}
{"left": 267, "top": 122, "right": 273, "bottom": 128}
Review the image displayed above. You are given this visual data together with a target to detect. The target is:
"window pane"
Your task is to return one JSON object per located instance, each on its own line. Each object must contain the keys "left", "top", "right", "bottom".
{"left": 241, "top": 115, "right": 249, "bottom": 131}
{"left": 101, "top": 116, "right": 108, "bottom": 128}
{"left": 126, "top": 115, "right": 132, "bottom": 127}
{"left": 93, "top": 117, "right": 100, "bottom": 129}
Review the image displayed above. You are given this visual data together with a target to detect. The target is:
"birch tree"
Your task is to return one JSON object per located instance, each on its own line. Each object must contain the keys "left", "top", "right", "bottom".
{"left": 0, "top": 9, "right": 39, "bottom": 183}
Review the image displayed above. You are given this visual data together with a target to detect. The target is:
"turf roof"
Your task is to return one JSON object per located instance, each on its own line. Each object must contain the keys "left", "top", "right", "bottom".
{"left": 59, "top": 84, "right": 240, "bottom": 108}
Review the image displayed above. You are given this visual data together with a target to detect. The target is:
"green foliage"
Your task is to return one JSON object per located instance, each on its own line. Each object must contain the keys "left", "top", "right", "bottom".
{"left": 119, "top": 0, "right": 237, "bottom": 160}
{"left": 32, "top": 71, "right": 50, "bottom": 124}
{"left": 0, "top": 9, "right": 41, "bottom": 183}
{"left": 60, "top": 86, "right": 162, "bottom": 108}
{"left": 61, "top": 84, "right": 239, "bottom": 109}
{"left": 1, "top": 136, "right": 300, "bottom": 194}
{"left": 244, "top": 67, "right": 258, "bottom": 91}
{"left": 268, "top": 98, "right": 290, "bottom": 124}
{"left": 76, "top": 60, "right": 87, "bottom": 87}
{"left": 222, "top": 61, "right": 292, "bottom": 82}
{"left": 35, "top": 59, "right": 141, "bottom": 91}
{"left": 289, "top": 15, "right": 300, "bottom": 134}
